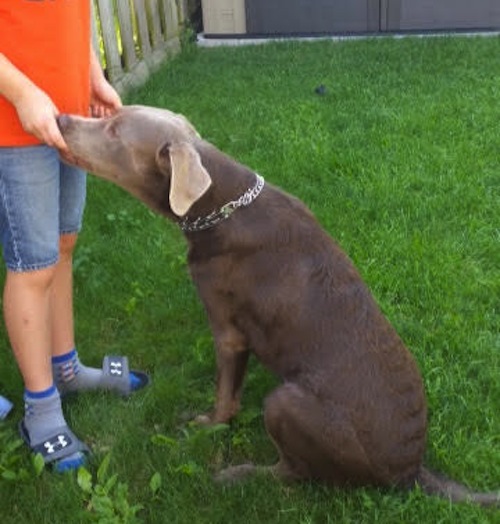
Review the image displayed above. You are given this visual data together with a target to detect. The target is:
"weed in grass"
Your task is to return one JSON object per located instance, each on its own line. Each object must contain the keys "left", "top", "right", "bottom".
{"left": 0, "top": 425, "right": 44, "bottom": 482}
{"left": 124, "top": 281, "right": 151, "bottom": 316}
{"left": 77, "top": 454, "right": 143, "bottom": 523}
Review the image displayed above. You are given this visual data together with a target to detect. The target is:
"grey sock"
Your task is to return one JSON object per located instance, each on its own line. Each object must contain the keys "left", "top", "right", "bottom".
{"left": 52, "top": 349, "right": 102, "bottom": 395}
{"left": 53, "top": 348, "right": 143, "bottom": 395}
{"left": 24, "top": 386, "right": 66, "bottom": 442}
{"left": 23, "top": 385, "right": 84, "bottom": 468}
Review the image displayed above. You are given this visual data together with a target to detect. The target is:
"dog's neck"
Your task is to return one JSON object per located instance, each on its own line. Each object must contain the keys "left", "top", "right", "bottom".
{"left": 179, "top": 173, "right": 264, "bottom": 233}
{"left": 177, "top": 141, "right": 265, "bottom": 234}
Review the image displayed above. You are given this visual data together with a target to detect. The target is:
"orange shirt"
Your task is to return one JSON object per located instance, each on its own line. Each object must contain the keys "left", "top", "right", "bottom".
{"left": 0, "top": 0, "right": 91, "bottom": 146}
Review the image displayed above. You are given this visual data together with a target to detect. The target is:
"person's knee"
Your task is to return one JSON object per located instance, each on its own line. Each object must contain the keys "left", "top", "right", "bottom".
{"left": 59, "top": 233, "right": 78, "bottom": 259}
{"left": 6, "top": 265, "right": 57, "bottom": 293}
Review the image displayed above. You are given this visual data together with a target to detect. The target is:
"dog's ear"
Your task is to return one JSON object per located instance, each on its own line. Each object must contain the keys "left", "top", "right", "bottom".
{"left": 156, "top": 141, "right": 212, "bottom": 216}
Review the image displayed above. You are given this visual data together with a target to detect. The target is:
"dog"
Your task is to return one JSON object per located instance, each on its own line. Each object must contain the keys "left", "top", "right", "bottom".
{"left": 57, "top": 106, "right": 499, "bottom": 506}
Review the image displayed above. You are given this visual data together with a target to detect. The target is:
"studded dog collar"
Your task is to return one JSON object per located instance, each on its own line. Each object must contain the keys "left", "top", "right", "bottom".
{"left": 179, "top": 174, "right": 265, "bottom": 233}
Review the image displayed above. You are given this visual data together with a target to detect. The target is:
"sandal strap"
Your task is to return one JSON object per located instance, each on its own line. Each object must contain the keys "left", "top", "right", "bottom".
{"left": 102, "top": 355, "right": 131, "bottom": 395}
{"left": 20, "top": 421, "right": 90, "bottom": 464}
{"left": 0, "top": 395, "right": 13, "bottom": 420}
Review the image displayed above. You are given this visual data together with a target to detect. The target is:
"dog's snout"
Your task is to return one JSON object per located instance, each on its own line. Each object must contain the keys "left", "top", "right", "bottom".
{"left": 56, "top": 114, "right": 71, "bottom": 132}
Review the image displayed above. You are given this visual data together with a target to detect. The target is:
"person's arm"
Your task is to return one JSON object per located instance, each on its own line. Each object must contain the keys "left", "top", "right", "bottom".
{"left": 0, "top": 53, "right": 67, "bottom": 149}
{"left": 89, "top": 49, "right": 122, "bottom": 118}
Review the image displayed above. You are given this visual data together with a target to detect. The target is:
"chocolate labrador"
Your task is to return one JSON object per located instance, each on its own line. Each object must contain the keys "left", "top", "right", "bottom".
{"left": 57, "top": 106, "right": 498, "bottom": 506}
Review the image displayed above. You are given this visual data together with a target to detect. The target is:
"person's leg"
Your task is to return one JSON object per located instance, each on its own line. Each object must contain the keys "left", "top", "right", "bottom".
{"left": 0, "top": 146, "right": 62, "bottom": 394}
{"left": 4, "top": 268, "right": 54, "bottom": 393}
{"left": 50, "top": 234, "right": 78, "bottom": 357}
{"left": 4, "top": 267, "right": 86, "bottom": 472}
{"left": 50, "top": 238, "right": 148, "bottom": 394}
{"left": 0, "top": 145, "right": 86, "bottom": 470}
{"left": 50, "top": 162, "right": 149, "bottom": 395}
{"left": 50, "top": 231, "right": 103, "bottom": 391}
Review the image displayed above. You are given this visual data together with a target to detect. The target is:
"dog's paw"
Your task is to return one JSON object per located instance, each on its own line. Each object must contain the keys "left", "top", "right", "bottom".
{"left": 214, "top": 464, "right": 258, "bottom": 484}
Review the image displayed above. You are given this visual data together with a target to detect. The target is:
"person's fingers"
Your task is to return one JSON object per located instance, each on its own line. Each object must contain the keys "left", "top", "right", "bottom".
{"left": 14, "top": 87, "right": 67, "bottom": 149}
{"left": 89, "top": 80, "right": 122, "bottom": 118}
{"left": 90, "top": 103, "right": 106, "bottom": 118}
{"left": 40, "top": 117, "right": 68, "bottom": 150}
{"left": 109, "top": 90, "right": 122, "bottom": 110}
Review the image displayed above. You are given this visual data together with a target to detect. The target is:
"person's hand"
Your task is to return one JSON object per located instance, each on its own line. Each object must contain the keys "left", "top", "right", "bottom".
{"left": 90, "top": 77, "right": 122, "bottom": 118}
{"left": 13, "top": 84, "right": 67, "bottom": 150}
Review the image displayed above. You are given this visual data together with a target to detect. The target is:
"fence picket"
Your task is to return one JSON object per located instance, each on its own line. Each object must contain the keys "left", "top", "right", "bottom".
{"left": 91, "top": 0, "right": 100, "bottom": 56}
{"left": 163, "top": 0, "right": 180, "bottom": 38}
{"left": 148, "top": 0, "right": 164, "bottom": 47}
{"left": 116, "top": 1, "right": 138, "bottom": 71}
{"left": 96, "top": 0, "right": 122, "bottom": 83}
{"left": 133, "top": 0, "right": 153, "bottom": 59}
{"left": 93, "top": 0, "right": 184, "bottom": 94}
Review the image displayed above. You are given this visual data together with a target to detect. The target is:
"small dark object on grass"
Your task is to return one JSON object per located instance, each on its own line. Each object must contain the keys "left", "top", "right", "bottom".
{"left": 315, "top": 84, "right": 327, "bottom": 95}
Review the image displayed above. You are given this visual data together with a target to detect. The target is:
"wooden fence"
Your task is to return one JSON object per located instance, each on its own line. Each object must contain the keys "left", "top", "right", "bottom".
{"left": 92, "top": 0, "right": 188, "bottom": 93}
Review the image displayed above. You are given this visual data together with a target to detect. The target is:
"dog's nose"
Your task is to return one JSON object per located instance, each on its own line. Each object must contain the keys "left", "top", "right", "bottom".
{"left": 56, "top": 114, "right": 70, "bottom": 132}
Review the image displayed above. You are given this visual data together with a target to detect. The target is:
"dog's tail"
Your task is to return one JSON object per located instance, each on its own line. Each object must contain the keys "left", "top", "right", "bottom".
{"left": 416, "top": 466, "right": 500, "bottom": 507}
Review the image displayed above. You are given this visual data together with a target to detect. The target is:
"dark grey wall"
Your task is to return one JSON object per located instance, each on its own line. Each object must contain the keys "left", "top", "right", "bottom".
{"left": 386, "top": 0, "right": 500, "bottom": 31}
{"left": 244, "top": 0, "right": 500, "bottom": 35}
{"left": 246, "top": 0, "right": 379, "bottom": 35}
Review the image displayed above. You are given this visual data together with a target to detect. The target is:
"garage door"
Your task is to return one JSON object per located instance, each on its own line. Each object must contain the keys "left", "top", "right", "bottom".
{"left": 244, "top": 0, "right": 500, "bottom": 35}
{"left": 245, "top": 0, "right": 379, "bottom": 35}
{"left": 384, "top": 0, "right": 500, "bottom": 31}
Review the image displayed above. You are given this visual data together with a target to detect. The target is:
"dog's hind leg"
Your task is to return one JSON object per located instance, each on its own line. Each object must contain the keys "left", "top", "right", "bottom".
{"left": 264, "top": 382, "right": 379, "bottom": 486}
{"left": 216, "top": 382, "right": 380, "bottom": 486}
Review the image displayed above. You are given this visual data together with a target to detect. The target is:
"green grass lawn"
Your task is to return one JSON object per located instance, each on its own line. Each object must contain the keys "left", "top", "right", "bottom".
{"left": 0, "top": 35, "right": 499, "bottom": 523}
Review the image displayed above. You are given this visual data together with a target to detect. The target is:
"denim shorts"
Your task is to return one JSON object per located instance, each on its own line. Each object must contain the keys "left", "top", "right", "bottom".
{"left": 0, "top": 145, "right": 86, "bottom": 272}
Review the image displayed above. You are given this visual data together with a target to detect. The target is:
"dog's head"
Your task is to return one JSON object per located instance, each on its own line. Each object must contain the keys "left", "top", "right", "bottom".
{"left": 57, "top": 105, "right": 212, "bottom": 217}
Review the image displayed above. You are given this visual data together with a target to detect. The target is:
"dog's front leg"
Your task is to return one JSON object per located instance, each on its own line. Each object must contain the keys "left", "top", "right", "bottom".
{"left": 196, "top": 324, "right": 249, "bottom": 425}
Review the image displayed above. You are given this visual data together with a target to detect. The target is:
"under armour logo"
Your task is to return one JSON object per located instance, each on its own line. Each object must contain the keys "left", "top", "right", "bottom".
{"left": 110, "top": 361, "right": 123, "bottom": 376}
{"left": 43, "top": 434, "right": 69, "bottom": 454}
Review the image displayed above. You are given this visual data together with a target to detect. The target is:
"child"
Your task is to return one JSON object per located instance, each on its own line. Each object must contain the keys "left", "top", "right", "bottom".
{"left": 0, "top": 1, "right": 149, "bottom": 471}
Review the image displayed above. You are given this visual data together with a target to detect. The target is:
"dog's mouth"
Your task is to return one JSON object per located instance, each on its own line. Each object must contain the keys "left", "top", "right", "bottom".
{"left": 56, "top": 115, "right": 94, "bottom": 170}
{"left": 59, "top": 149, "right": 93, "bottom": 171}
